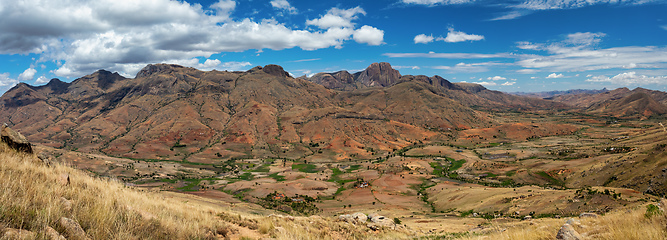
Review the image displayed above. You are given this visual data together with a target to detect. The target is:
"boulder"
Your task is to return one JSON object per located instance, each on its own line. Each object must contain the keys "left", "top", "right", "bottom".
{"left": 58, "top": 174, "right": 70, "bottom": 186}
{"left": 556, "top": 223, "right": 583, "bottom": 240}
{"left": 60, "top": 197, "right": 72, "bottom": 212}
{"left": 1, "top": 124, "right": 33, "bottom": 154}
{"left": 44, "top": 226, "right": 66, "bottom": 240}
{"left": 2, "top": 228, "right": 36, "bottom": 239}
{"left": 59, "top": 217, "right": 89, "bottom": 240}
{"left": 351, "top": 212, "right": 367, "bottom": 223}
{"left": 339, "top": 212, "right": 367, "bottom": 224}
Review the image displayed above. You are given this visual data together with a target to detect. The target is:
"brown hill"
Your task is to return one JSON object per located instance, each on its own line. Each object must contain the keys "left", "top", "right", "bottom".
{"left": 0, "top": 63, "right": 497, "bottom": 162}
{"left": 586, "top": 91, "right": 667, "bottom": 119}
{"left": 551, "top": 87, "right": 667, "bottom": 109}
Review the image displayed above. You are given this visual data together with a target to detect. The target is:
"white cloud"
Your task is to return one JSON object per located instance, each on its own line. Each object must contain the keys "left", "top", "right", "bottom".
{"left": 306, "top": 7, "right": 365, "bottom": 29}
{"left": 501, "top": 81, "right": 516, "bottom": 86}
{"left": 662, "top": 25, "right": 667, "bottom": 31}
{"left": 385, "top": 52, "right": 511, "bottom": 59}
{"left": 414, "top": 28, "right": 483, "bottom": 44}
{"left": 289, "top": 58, "right": 321, "bottom": 63}
{"left": 517, "top": 69, "right": 539, "bottom": 74}
{"left": 401, "top": 0, "right": 476, "bottom": 6}
{"left": 515, "top": 0, "right": 652, "bottom": 10}
{"left": 586, "top": 72, "right": 667, "bottom": 85}
{"left": 414, "top": 34, "right": 434, "bottom": 44}
{"left": 563, "top": 32, "right": 605, "bottom": 47}
{"left": 515, "top": 33, "right": 667, "bottom": 73}
{"left": 546, "top": 73, "right": 564, "bottom": 78}
{"left": 0, "top": 1, "right": 383, "bottom": 78}
{"left": 393, "top": 65, "right": 421, "bottom": 70}
{"left": 35, "top": 76, "right": 49, "bottom": 84}
{"left": 270, "top": 0, "right": 297, "bottom": 14}
{"left": 487, "top": 76, "right": 506, "bottom": 81}
{"left": 490, "top": 11, "right": 526, "bottom": 21}
{"left": 0, "top": 73, "right": 19, "bottom": 93}
{"left": 473, "top": 81, "right": 497, "bottom": 86}
{"left": 433, "top": 62, "right": 505, "bottom": 73}
{"left": 18, "top": 68, "right": 37, "bottom": 81}
{"left": 211, "top": 0, "right": 236, "bottom": 21}
{"left": 353, "top": 26, "right": 384, "bottom": 45}
{"left": 517, "top": 46, "right": 667, "bottom": 72}
{"left": 439, "top": 28, "right": 484, "bottom": 43}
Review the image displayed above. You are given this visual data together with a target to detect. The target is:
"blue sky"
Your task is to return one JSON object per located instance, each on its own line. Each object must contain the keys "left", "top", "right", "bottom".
{"left": 1, "top": 0, "right": 666, "bottom": 94}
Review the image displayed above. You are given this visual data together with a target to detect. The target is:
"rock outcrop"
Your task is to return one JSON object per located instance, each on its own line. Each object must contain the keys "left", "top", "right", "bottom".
{"left": 1, "top": 124, "right": 32, "bottom": 153}
{"left": 556, "top": 223, "right": 582, "bottom": 240}
{"left": 60, "top": 217, "right": 89, "bottom": 240}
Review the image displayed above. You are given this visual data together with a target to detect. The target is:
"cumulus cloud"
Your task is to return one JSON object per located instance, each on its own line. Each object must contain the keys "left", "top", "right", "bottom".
{"left": 546, "top": 73, "right": 564, "bottom": 78}
{"left": 35, "top": 76, "right": 50, "bottom": 84}
{"left": 0, "top": 73, "right": 18, "bottom": 87}
{"left": 586, "top": 72, "right": 667, "bottom": 85}
{"left": 0, "top": 73, "right": 19, "bottom": 93}
{"left": 473, "top": 81, "right": 497, "bottom": 86}
{"left": 440, "top": 28, "right": 484, "bottom": 43}
{"left": 18, "top": 68, "right": 37, "bottom": 81}
{"left": 414, "top": 34, "right": 434, "bottom": 44}
{"left": 0, "top": 1, "right": 383, "bottom": 78}
{"left": 501, "top": 81, "right": 516, "bottom": 86}
{"left": 306, "top": 7, "right": 365, "bottom": 29}
{"left": 270, "top": 0, "right": 297, "bottom": 14}
{"left": 353, "top": 26, "right": 384, "bottom": 45}
{"left": 414, "top": 28, "right": 483, "bottom": 44}
{"left": 487, "top": 76, "right": 506, "bottom": 81}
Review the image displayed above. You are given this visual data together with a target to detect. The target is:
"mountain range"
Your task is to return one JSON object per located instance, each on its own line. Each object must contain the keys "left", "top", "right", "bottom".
{"left": 1, "top": 62, "right": 665, "bottom": 163}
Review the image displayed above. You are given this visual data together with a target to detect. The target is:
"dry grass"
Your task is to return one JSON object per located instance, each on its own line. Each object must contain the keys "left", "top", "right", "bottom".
{"left": 0, "top": 142, "right": 413, "bottom": 240}
{"left": 0, "top": 142, "right": 230, "bottom": 239}
{"left": 460, "top": 203, "right": 667, "bottom": 240}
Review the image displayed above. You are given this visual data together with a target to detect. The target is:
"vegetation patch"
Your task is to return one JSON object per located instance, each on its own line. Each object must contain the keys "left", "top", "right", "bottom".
{"left": 259, "top": 192, "right": 321, "bottom": 216}
{"left": 292, "top": 163, "right": 318, "bottom": 173}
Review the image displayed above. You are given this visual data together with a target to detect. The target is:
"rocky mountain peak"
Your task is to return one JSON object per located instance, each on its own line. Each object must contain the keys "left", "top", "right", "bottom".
{"left": 262, "top": 64, "right": 290, "bottom": 78}
{"left": 135, "top": 64, "right": 185, "bottom": 78}
{"left": 355, "top": 62, "right": 401, "bottom": 87}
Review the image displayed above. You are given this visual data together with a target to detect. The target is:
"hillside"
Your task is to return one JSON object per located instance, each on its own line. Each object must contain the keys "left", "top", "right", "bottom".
{"left": 587, "top": 92, "right": 667, "bottom": 119}
{"left": 0, "top": 62, "right": 568, "bottom": 163}
{"left": 3, "top": 125, "right": 667, "bottom": 240}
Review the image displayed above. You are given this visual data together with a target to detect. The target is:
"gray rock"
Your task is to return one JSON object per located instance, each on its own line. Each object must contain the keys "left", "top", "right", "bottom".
{"left": 523, "top": 215, "right": 532, "bottom": 220}
{"left": 58, "top": 174, "right": 70, "bottom": 186}
{"left": 60, "top": 217, "right": 90, "bottom": 240}
{"left": 1, "top": 124, "right": 33, "bottom": 154}
{"left": 44, "top": 226, "right": 66, "bottom": 240}
{"left": 556, "top": 223, "right": 583, "bottom": 240}
{"left": 339, "top": 212, "right": 367, "bottom": 224}
{"left": 60, "top": 197, "right": 72, "bottom": 212}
